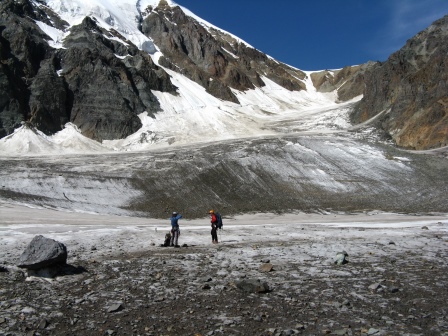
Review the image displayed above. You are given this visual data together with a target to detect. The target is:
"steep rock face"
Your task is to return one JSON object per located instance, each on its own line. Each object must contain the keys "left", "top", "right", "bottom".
{"left": 351, "top": 16, "right": 448, "bottom": 150}
{"left": 59, "top": 17, "right": 177, "bottom": 141}
{"left": 0, "top": 0, "right": 51, "bottom": 137}
{"left": 141, "top": 2, "right": 306, "bottom": 103}
{"left": 0, "top": 0, "right": 177, "bottom": 141}
{"left": 310, "top": 62, "right": 377, "bottom": 102}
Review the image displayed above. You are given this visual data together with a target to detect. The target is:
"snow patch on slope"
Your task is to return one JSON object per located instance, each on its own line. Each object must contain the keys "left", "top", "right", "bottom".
{"left": 42, "top": 0, "right": 158, "bottom": 52}
{"left": 0, "top": 124, "right": 112, "bottom": 156}
{"left": 34, "top": 20, "right": 66, "bottom": 48}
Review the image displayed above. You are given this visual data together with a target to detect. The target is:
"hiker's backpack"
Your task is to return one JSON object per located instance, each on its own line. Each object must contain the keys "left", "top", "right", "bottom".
{"left": 215, "top": 212, "right": 223, "bottom": 229}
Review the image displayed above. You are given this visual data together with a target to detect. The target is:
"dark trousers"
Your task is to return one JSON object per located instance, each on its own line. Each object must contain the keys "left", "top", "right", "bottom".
{"left": 211, "top": 228, "right": 218, "bottom": 242}
{"left": 170, "top": 229, "right": 179, "bottom": 246}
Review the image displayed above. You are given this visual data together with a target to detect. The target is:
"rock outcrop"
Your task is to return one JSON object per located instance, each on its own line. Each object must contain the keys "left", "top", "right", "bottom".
{"left": 351, "top": 15, "right": 448, "bottom": 150}
{"left": 0, "top": 0, "right": 177, "bottom": 141}
{"left": 310, "top": 62, "right": 377, "bottom": 102}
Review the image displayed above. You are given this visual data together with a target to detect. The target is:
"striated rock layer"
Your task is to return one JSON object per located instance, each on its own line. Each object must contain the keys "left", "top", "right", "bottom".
{"left": 0, "top": 0, "right": 176, "bottom": 141}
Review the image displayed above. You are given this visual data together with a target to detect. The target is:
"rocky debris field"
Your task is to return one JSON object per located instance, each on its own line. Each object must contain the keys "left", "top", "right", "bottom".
{"left": 1, "top": 213, "right": 448, "bottom": 336}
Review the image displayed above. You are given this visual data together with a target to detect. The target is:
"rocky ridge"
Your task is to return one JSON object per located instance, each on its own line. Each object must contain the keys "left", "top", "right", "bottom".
{"left": 141, "top": 1, "right": 307, "bottom": 103}
{"left": 351, "top": 15, "right": 448, "bottom": 150}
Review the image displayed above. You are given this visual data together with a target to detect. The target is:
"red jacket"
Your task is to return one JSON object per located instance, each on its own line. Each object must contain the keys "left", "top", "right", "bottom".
{"left": 210, "top": 214, "right": 217, "bottom": 226}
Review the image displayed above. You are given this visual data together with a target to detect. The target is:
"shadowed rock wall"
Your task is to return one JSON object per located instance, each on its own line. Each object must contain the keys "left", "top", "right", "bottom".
{"left": 0, "top": 0, "right": 177, "bottom": 141}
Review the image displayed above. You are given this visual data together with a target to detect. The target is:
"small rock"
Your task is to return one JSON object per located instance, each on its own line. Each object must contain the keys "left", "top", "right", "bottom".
{"left": 421, "top": 226, "right": 429, "bottom": 230}
{"left": 38, "top": 319, "right": 48, "bottom": 329}
{"left": 368, "top": 283, "right": 382, "bottom": 291}
{"left": 21, "top": 307, "right": 36, "bottom": 314}
{"left": 259, "top": 263, "right": 273, "bottom": 272}
{"left": 389, "top": 287, "right": 400, "bottom": 293}
{"left": 367, "top": 328, "right": 380, "bottom": 335}
{"left": 342, "top": 299, "right": 351, "bottom": 306}
{"left": 335, "top": 251, "right": 349, "bottom": 265}
{"left": 107, "top": 303, "right": 123, "bottom": 313}
{"left": 236, "top": 279, "right": 270, "bottom": 293}
{"left": 0, "top": 317, "right": 6, "bottom": 324}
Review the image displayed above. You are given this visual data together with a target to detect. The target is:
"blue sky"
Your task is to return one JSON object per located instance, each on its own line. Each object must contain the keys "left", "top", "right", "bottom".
{"left": 175, "top": 0, "right": 448, "bottom": 71}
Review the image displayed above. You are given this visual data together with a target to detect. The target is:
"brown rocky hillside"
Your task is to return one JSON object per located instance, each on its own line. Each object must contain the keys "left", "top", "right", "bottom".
{"left": 351, "top": 15, "right": 448, "bottom": 150}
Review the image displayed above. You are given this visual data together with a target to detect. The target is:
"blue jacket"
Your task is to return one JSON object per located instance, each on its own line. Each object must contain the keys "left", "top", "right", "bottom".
{"left": 170, "top": 214, "right": 182, "bottom": 229}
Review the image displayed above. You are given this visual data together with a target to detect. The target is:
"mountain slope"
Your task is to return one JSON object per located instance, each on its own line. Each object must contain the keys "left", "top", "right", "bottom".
{"left": 351, "top": 15, "right": 448, "bottom": 150}
{"left": 0, "top": 1, "right": 447, "bottom": 217}
{"left": 141, "top": 0, "right": 306, "bottom": 103}
{"left": 0, "top": 0, "right": 366, "bottom": 148}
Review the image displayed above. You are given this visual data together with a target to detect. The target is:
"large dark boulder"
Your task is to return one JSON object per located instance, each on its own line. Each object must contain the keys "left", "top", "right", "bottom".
{"left": 351, "top": 15, "right": 448, "bottom": 150}
{"left": 18, "top": 235, "right": 68, "bottom": 270}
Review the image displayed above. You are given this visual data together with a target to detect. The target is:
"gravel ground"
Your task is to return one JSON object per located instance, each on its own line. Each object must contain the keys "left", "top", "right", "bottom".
{"left": 1, "top": 206, "right": 447, "bottom": 336}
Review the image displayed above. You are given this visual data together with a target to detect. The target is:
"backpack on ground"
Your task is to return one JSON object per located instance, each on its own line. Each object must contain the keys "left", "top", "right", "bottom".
{"left": 215, "top": 212, "right": 223, "bottom": 229}
{"left": 161, "top": 232, "right": 171, "bottom": 247}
